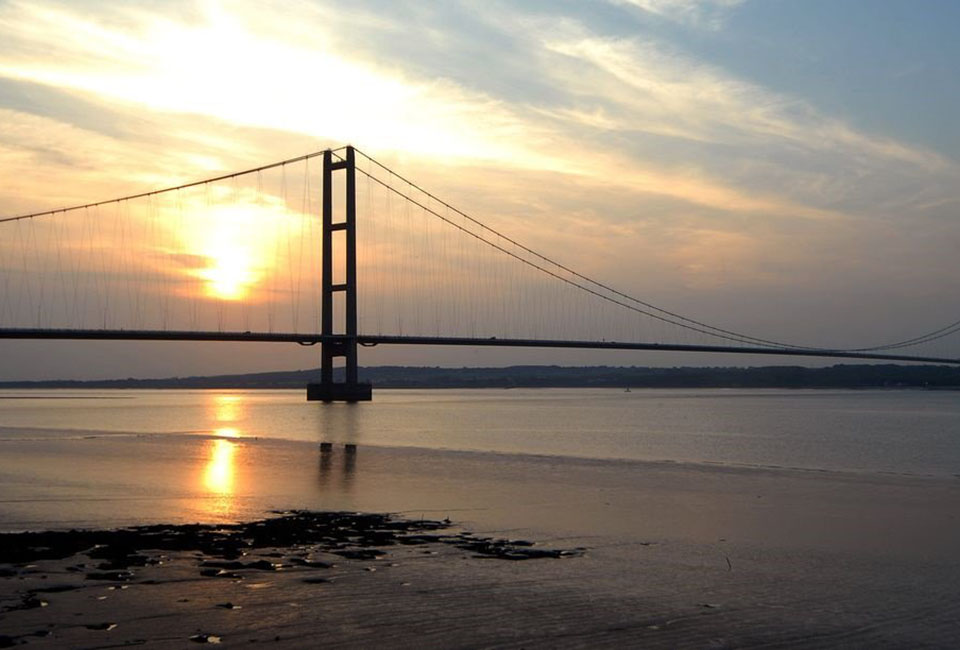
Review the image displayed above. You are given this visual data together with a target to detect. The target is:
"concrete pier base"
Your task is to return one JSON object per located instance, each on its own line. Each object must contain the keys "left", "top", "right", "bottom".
{"left": 306, "top": 382, "right": 373, "bottom": 402}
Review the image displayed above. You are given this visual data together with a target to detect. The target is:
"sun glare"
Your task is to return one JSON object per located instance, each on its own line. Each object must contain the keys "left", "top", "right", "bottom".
{"left": 199, "top": 240, "right": 258, "bottom": 301}
{"left": 172, "top": 191, "right": 303, "bottom": 303}
{"left": 191, "top": 205, "right": 263, "bottom": 302}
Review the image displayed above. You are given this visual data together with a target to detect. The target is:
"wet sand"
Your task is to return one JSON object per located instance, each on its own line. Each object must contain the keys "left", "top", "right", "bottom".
{"left": 3, "top": 438, "right": 960, "bottom": 647}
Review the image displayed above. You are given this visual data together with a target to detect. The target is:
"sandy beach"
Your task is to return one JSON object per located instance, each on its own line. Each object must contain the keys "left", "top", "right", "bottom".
{"left": 4, "top": 434, "right": 960, "bottom": 648}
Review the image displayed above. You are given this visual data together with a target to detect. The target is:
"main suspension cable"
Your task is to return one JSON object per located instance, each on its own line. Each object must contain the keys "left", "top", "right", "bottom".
{"left": 347, "top": 148, "right": 960, "bottom": 355}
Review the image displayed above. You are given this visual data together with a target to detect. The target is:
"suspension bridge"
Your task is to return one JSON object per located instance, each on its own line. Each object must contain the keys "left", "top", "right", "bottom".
{"left": 1, "top": 146, "right": 958, "bottom": 401}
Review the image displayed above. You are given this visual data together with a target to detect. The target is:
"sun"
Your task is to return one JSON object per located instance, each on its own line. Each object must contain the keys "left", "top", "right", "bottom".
{"left": 172, "top": 188, "right": 299, "bottom": 303}
{"left": 199, "top": 240, "right": 258, "bottom": 301}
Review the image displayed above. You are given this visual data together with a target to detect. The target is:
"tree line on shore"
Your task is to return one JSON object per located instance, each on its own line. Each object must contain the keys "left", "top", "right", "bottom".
{"left": 2, "top": 364, "right": 959, "bottom": 389}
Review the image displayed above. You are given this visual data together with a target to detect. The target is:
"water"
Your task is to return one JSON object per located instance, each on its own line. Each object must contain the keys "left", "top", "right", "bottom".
{"left": 2, "top": 387, "right": 959, "bottom": 477}
{"left": 5, "top": 388, "right": 960, "bottom": 647}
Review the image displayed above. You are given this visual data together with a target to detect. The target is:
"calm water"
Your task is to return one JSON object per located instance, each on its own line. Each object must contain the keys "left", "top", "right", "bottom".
{"left": 2, "top": 387, "right": 959, "bottom": 477}
{"left": 5, "top": 389, "right": 960, "bottom": 647}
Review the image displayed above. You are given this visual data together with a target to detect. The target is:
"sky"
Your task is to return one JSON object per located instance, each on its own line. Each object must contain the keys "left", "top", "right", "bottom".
{"left": 0, "top": 0, "right": 958, "bottom": 379}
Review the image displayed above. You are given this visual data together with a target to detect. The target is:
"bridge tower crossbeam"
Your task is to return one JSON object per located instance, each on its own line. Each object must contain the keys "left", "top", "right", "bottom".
{"left": 306, "top": 146, "right": 372, "bottom": 402}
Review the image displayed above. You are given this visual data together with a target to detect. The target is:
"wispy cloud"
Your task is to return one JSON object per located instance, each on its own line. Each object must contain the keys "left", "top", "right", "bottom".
{"left": 0, "top": 1, "right": 564, "bottom": 169}
{"left": 2, "top": 0, "right": 952, "bottom": 221}
{"left": 539, "top": 26, "right": 951, "bottom": 170}
{"left": 0, "top": 0, "right": 829, "bottom": 222}
{"left": 607, "top": 0, "right": 746, "bottom": 28}
{"left": 517, "top": 16, "right": 958, "bottom": 218}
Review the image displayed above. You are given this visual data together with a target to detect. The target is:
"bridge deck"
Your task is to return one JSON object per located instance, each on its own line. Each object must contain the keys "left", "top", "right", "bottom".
{"left": 0, "top": 329, "right": 957, "bottom": 365}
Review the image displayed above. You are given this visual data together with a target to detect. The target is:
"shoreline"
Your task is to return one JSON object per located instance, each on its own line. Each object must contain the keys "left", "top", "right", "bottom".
{"left": 0, "top": 510, "right": 583, "bottom": 648}
{"left": 3, "top": 361, "right": 960, "bottom": 391}
{"left": 2, "top": 437, "right": 960, "bottom": 645}
{"left": 3, "top": 384, "right": 959, "bottom": 392}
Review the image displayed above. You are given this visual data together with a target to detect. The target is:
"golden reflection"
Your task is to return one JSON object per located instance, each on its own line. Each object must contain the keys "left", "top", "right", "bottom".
{"left": 204, "top": 438, "right": 237, "bottom": 495}
{"left": 213, "top": 394, "right": 242, "bottom": 424}
{"left": 197, "top": 393, "right": 249, "bottom": 517}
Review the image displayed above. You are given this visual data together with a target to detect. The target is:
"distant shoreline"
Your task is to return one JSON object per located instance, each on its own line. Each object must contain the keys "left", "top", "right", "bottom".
{"left": 1, "top": 363, "right": 959, "bottom": 390}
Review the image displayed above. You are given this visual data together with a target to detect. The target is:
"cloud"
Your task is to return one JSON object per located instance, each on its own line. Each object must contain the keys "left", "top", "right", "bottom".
{"left": 0, "top": 1, "right": 561, "bottom": 170}
{"left": 0, "top": 0, "right": 818, "bottom": 227}
{"left": 607, "top": 0, "right": 746, "bottom": 28}
{"left": 539, "top": 28, "right": 950, "bottom": 169}
{"left": 2, "top": 0, "right": 952, "bottom": 227}
{"left": 517, "top": 17, "right": 959, "bottom": 220}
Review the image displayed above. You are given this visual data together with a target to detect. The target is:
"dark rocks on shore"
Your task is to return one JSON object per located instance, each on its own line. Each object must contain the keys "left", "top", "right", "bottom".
{"left": 189, "top": 633, "right": 222, "bottom": 644}
{"left": 0, "top": 512, "right": 441, "bottom": 567}
{"left": 455, "top": 537, "right": 585, "bottom": 560}
{"left": 0, "top": 510, "right": 582, "bottom": 573}
{"left": 85, "top": 622, "right": 117, "bottom": 631}
{"left": 0, "top": 511, "right": 584, "bottom": 647}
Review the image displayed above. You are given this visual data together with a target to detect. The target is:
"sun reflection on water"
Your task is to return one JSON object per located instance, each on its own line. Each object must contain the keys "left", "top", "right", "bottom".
{"left": 204, "top": 438, "right": 237, "bottom": 495}
{"left": 198, "top": 393, "right": 249, "bottom": 517}
{"left": 213, "top": 394, "right": 243, "bottom": 425}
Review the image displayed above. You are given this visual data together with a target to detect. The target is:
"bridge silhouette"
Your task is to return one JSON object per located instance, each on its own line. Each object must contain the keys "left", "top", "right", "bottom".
{"left": 2, "top": 146, "right": 958, "bottom": 400}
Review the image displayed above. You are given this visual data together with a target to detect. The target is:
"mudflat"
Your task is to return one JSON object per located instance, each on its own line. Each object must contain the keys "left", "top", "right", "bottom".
{"left": 2, "top": 438, "right": 960, "bottom": 647}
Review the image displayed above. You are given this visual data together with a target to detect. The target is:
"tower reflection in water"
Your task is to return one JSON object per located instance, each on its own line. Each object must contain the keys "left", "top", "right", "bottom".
{"left": 192, "top": 393, "right": 364, "bottom": 516}
{"left": 200, "top": 394, "right": 246, "bottom": 517}
{"left": 317, "top": 404, "right": 359, "bottom": 493}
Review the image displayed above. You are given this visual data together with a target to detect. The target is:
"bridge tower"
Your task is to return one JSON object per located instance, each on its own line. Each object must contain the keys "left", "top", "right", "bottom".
{"left": 306, "top": 146, "right": 373, "bottom": 402}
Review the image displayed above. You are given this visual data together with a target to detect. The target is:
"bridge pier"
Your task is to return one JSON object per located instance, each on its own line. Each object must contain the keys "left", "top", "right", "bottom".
{"left": 306, "top": 380, "right": 372, "bottom": 402}
{"left": 307, "top": 146, "right": 372, "bottom": 402}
